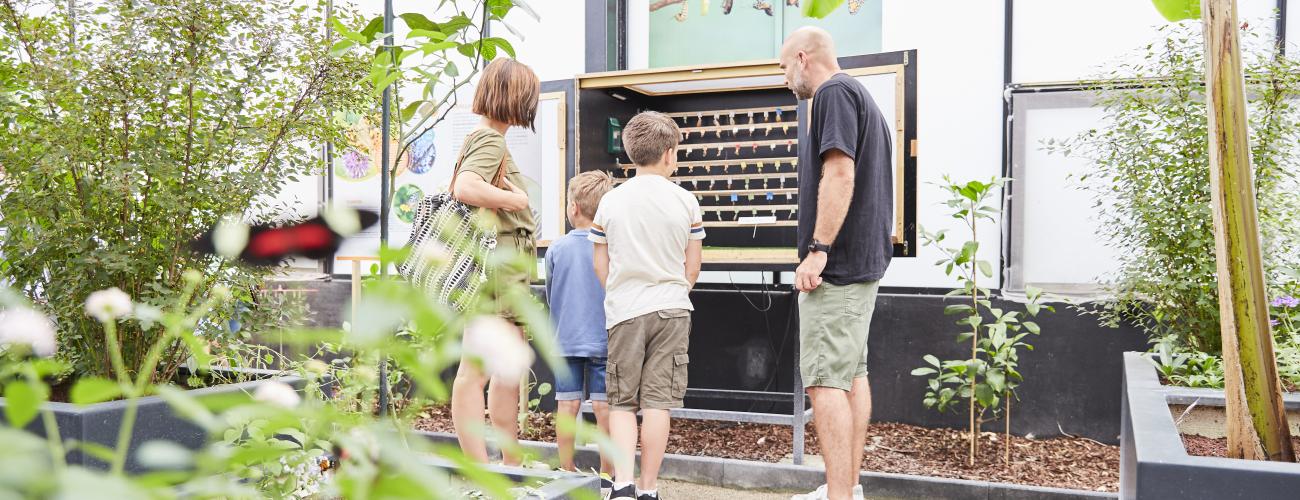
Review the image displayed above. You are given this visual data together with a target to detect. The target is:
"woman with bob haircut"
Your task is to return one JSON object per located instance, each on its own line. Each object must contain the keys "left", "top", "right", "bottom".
{"left": 447, "top": 57, "right": 541, "bottom": 465}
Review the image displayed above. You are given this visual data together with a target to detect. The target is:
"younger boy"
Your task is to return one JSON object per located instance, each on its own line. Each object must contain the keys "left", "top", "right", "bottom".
{"left": 589, "top": 111, "right": 705, "bottom": 500}
{"left": 544, "top": 171, "right": 616, "bottom": 490}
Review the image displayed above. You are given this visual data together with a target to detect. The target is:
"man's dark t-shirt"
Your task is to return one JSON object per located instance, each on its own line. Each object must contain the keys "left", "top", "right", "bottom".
{"left": 796, "top": 72, "right": 893, "bottom": 285}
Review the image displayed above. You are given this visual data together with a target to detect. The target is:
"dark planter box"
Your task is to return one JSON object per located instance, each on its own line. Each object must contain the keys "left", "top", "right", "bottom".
{"left": 1120, "top": 352, "right": 1300, "bottom": 499}
{"left": 0, "top": 368, "right": 300, "bottom": 473}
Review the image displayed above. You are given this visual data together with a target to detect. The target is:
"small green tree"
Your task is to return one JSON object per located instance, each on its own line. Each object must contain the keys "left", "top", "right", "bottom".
{"left": 912, "top": 176, "right": 1051, "bottom": 466}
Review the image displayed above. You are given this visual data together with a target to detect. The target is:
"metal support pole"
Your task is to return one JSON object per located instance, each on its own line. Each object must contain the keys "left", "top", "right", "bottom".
{"left": 376, "top": 0, "right": 395, "bottom": 417}
{"left": 322, "top": 0, "right": 336, "bottom": 278}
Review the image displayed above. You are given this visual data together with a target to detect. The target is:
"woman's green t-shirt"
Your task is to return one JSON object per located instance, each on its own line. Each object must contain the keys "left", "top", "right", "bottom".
{"left": 456, "top": 128, "right": 538, "bottom": 238}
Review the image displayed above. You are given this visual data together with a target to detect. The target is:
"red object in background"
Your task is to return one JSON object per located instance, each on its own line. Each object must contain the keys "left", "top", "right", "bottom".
{"left": 190, "top": 210, "right": 378, "bottom": 266}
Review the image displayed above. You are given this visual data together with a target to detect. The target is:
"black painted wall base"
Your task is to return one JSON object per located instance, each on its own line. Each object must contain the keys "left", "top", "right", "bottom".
{"left": 534, "top": 285, "right": 1147, "bottom": 444}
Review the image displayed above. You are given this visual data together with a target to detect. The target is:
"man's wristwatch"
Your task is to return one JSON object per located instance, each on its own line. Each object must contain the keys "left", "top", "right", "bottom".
{"left": 807, "top": 239, "right": 831, "bottom": 255}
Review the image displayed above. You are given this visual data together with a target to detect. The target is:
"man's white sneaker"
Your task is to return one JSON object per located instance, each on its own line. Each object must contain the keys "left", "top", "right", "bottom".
{"left": 789, "top": 484, "right": 865, "bottom": 500}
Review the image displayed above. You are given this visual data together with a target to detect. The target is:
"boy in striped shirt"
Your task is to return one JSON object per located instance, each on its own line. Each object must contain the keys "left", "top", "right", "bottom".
{"left": 589, "top": 111, "right": 705, "bottom": 500}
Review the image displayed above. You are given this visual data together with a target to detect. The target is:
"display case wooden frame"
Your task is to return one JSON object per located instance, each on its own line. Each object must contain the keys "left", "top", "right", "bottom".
{"left": 571, "top": 51, "right": 917, "bottom": 270}
{"left": 535, "top": 90, "right": 568, "bottom": 248}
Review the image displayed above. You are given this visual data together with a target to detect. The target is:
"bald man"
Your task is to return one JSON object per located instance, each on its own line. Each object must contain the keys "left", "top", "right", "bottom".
{"left": 780, "top": 27, "right": 893, "bottom": 500}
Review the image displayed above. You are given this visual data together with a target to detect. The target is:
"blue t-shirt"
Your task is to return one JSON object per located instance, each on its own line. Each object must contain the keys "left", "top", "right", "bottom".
{"left": 544, "top": 229, "right": 608, "bottom": 358}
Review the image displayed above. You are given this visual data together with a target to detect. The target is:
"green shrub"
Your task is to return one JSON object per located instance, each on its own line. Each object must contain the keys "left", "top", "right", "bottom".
{"left": 1047, "top": 24, "right": 1300, "bottom": 354}
{"left": 0, "top": 0, "right": 369, "bottom": 382}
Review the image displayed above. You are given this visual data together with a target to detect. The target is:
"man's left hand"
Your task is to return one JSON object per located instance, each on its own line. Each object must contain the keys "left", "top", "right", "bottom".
{"left": 795, "top": 251, "right": 827, "bottom": 292}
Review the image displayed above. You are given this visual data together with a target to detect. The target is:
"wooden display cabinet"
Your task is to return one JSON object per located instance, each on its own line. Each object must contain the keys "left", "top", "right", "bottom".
{"left": 570, "top": 52, "right": 917, "bottom": 270}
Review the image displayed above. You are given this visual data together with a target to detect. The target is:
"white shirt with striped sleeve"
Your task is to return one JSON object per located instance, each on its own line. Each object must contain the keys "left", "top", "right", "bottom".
{"left": 589, "top": 173, "right": 706, "bottom": 329}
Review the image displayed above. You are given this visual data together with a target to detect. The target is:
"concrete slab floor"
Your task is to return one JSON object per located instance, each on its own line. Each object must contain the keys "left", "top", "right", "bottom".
{"left": 656, "top": 479, "right": 905, "bottom": 500}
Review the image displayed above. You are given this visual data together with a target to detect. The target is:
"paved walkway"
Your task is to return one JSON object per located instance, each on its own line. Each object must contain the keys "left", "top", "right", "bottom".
{"left": 657, "top": 480, "right": 903, "bottom": 500}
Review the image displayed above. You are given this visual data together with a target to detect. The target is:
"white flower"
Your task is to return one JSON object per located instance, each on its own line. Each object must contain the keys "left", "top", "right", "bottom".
{"left": 462, "top": 316, "right": 533, "bottom": 380}
{"left": 84, "top": 287, "right": 133, "bottom": 322}
{"left": 0, "top": 307, "right": 57, "bottom": 357}
{"left": 212, "top": 217, "right": 249, "bottom": 258}
{"left": 132, "top": 304, "right": 163, "bottom": 328}
{"left": 322, "top": 205, "right": 361, "bottom": 236}
{"left": 303, "top": 359, "right": 329, "bottom": 377}
{"left": 253, "top": 381, "right": 301, "bottom": 409}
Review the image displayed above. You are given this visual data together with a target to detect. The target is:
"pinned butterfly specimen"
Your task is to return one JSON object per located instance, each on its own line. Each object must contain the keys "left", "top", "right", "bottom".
{"left": 191, "top": 207, "right": 379, "bottom": 266}
{"left": 753, "top": 1, "right": 773, "bottom": 16}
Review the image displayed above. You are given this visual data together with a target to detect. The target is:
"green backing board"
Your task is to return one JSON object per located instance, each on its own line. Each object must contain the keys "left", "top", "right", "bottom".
{"left": 649, "top": 1, "right": 882, "bottom": 68}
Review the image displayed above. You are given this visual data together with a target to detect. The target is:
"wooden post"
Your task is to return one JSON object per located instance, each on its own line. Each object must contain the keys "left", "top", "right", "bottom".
{"left": 1201, "top": 0, "right": 1295, "bottom": 461}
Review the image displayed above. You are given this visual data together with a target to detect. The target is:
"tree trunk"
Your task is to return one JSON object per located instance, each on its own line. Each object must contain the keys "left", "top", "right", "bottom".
{"left": 1200, "top": 0, "right": 1295, "bottom": 462}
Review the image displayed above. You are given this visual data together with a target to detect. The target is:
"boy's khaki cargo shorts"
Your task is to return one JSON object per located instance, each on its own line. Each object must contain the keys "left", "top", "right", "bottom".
{"left": 606, "top": 309, "right": 691, "bottom": 412}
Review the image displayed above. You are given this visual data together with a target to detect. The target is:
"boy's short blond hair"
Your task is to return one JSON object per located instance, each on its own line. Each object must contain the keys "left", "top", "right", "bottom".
{"left": 621, "top": 111, "right": 680, "bottom": 166}
{"left": 568, "top": 170, "right": 614, "bottom": 220}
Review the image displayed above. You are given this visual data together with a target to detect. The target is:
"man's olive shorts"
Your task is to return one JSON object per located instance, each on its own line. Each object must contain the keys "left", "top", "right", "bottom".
{"left": 799, "top": 281, "right": 880, "bottom": 391}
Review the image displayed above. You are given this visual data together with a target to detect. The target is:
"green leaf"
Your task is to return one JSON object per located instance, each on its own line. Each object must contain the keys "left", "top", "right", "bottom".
{"left": 1024, "top": 321, "right": 1040, "bottom": 334}
{"left": 408, "top": 29, "right": 448, "bottom": 40}
{"left": 911, "top": 367, "right": 937, "bottom": 376}
{"left": 486, "top": 37, "right": 516, "bottom": 58}
{"left": 943, "top": 304, "right": 973, "bottom": 315}
{"left": 445, "top": 61, "right": 460, "bottom": 78}
{"left": 157, "top": 385, "right": 216, "bottom": 431}
{"left": 441, "top": 14, "right": 473, "bottom": 33}
{"left": 373, "top": 72, "right": 400, "bottom": 95}
{"left": 1151, "top": 0, "right": 1200, "bottom": 22}
{"left": 421, "top": 41, "right": 459, "bottom": 55}
{"left": 537, "top": 382, "right": 552, "bottom": 396}
{"left": 360, "top": 16, "right": 385, "bottom": 42}
{"left": 923, "top": 354, "right": 941, "bottom": 368}
{"left": 329, "top": 39, "right": 356, "bottom": 56}
{"left": 802, "top": 0, "right": 846, "bottom": 19}
{"left": 987, "top": 370, "right": 1006, "bottom": 392}
{"left": 457, "top": 42, "right": 478, "bottom": 59}
{"left": 956, "top": 241, "right": 978, "bottom": 264}
{"left": 977, "top": 260, "right": 993, "bottom": 278}
{"left": 401, "top": 101, "right": 424, "bottom": 122}
{"left": 400, "top": 13, "right": 439, "bottom": 31}
{"left": 177, "top": 333, "right": 213, "bottom": 367}
{"left": 332, "top": 18, "right": 367, "bottom": 44}
{"left": 74, "top": 441, "right": 118, "bottom": 463}
{"left": 70, "top": 377, "right": 123, "bottom": 406}
{"left": 3, "top": 381, "right": 41, "bottom": 429}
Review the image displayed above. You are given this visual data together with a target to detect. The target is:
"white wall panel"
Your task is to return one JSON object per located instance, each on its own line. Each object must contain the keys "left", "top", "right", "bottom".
{"left": 878, "top": 0, "right": 1006, "bottom": 289}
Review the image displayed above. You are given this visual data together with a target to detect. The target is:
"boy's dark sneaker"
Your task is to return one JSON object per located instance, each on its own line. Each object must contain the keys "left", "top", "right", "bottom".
{"left": 637, "top": 493, "right": 660, "bottom": 500}
{"left": 609, "top": 484, "right": 636, "bottom": 499}
{"left": 599, "top": 475, "right": 613, "bottom": 498}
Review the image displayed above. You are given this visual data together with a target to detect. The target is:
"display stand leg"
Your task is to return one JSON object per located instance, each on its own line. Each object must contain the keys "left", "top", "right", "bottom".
{"left": 792, "top": 298, "right": 805, "bottom": 466}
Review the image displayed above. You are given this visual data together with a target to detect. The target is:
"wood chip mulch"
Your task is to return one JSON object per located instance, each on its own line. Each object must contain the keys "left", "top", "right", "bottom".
{"left": 1181, "top": 434, "right": 1300, "bottom": 460}
{"left": 412, "top": 406, "right": 1119, "bottom": 493}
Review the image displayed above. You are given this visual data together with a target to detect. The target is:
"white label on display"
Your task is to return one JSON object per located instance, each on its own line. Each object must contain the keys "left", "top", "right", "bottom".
{"left": 738, "top": 216, "right": 778, "bottom": 225}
